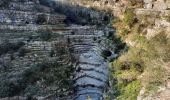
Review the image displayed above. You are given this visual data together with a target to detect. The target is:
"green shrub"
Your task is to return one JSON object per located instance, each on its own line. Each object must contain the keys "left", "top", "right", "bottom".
{"left": 0, "top": 0, "right": 11, "bottom": 8}
{"left": 112, "top": 36, "right": 127, "bottom": 54}
{"left": 18, "top": 47, "right": 30, "bottom": 57}
{"left": 39, "top": 31, "right": 52, "bottom": 41}
{"left": 101, "top": 50, "right": 112, "bottom": 59}
{"left": 111, "top": 32, "right": 170, "bottom": 99}
{"left": 123, "top": 9, "right": 137, "bottom": 27}
{"left": 0, "top": 41, "right": 25, "bottom": 55}
{"left": 21, "top": 58, "right": 75, "bottom": 97}
{"left": 49, "top": 49, "right": 55, "bottom": 57}
{"left": 36, "top": 14, "right": 47, "bottom": 24}
{"left": 117, "top": 80, "right": 142, "bottom": 100}
{"left": 0, "top": 80, "right": 22, "bottom": 97}
{"left": 118, "top": 28, "right": 129, "bottom": 37}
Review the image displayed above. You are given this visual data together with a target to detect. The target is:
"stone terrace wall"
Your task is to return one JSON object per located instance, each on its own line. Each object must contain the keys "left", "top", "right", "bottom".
{"left": 144, "top": 0, "right": 170, "bottom": 10}
{"left": 0, "top": 10, "right": 66, "bottom": 25}
{"left": 135, "top": 0, "right": 170, "bottom": 38}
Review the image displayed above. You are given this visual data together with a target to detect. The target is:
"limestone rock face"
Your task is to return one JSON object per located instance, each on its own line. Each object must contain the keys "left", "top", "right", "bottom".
{"left": 135, "top": 0, "right": 170, "bottom": 39}
{"left": 133, "top": 0, "right": 170, "bottom": 100}
{"left": 62, "top": 25, "right": 110, "bottom": 99}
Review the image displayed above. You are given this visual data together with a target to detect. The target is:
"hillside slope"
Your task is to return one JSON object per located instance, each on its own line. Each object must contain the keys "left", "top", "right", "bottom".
{"left": 67, "top": 0, "right": 170, "bottom": 100}
{"left": 0, "top": 0, "right": 114, "bottom": 99}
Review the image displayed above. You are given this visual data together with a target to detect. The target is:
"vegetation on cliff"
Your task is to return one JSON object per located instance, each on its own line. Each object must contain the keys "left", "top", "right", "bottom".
{"left": 109, "top": 4, "right": 170, "bottom": 100}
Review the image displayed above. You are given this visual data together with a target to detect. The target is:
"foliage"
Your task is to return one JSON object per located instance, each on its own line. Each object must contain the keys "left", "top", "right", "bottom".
{"left": 118, "top": 28, "right": 130, "bottom": 38}
{"left": 110, "top": 32, "right": 170, "bottom": 99}
{"left": 18, "top": 47, "right": 30, "bottom": 57}
{"left": 116, "top": 80, "right": 141, "bottom": 100}
{"left": 22, "top": 59, "right": 75, "bottom": 97}
{"left": 112, "top": 35, "right": 127, "bottom": 54}
{"left": 36, "top": 14, "right": 47, "bottom": 24}
{"left": 39, "top": 30, "right": 52, "bottom": 41}
{"left": 101, "top": 50, "right": 112, "bottom": 59}
{"left": 110, "top": 0, "right": 170, "bottom": 98}
{"left": 0, "top": 0, "right": 11, "bottom": 8}
{"left": 123, "top": 8, "right": 137, "bottom": 27}
{"left": 0, "top": 80, "right": 23, "bottom": 97}
{"left": 0, "top": 41, "right": 25, "bottom": 55}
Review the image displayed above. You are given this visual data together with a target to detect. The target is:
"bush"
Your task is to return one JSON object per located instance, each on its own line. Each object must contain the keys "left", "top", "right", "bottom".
{"left": 123, "top": 9, "right": 137, "bottom": 27}
{"left": 22, "top": 59, "right": 75, "bottom": 97}
{"left": 39, "top": 31, "right": 52, "bottom": 41}
{"left": 111, "top": 32, "right": 170, "bottom": 99}
{"left": 18, "top": 47, "right": 30, "bottom": 57}
{"left": 117, "top": 80, "right": 141, "bottom": 100}
{"left": 49, "top": 49, "right": 55, "bottom": 57}
{"left": 101, "top": 50, "right": 112, "bottom": 59}
{"left": 0, "top": 41, "right": 25, "bottom": 55}
{"left": 112, "top": 36, "right": 127, "bottom": 54}
{"left": 36, "top": 14, "right": 47, "bottom": 24}
{"left": 0, "top": 0, "right": 11, "bottom": 8}
{"left": 0, "top": 81, "right": 22, "bottom": 97}
{"left": 118, "top": 28, "right": 129, "bottom": 37}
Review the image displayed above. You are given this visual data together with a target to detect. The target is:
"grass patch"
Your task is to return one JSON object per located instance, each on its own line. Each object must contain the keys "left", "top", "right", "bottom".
{"left": 112, "top": 79, "right": 141, "bottom": 100}
{"left": 110, "top": 32, "right": 170, "bottom": 99}
{"left": 123, "top": 8, "right": 137, "bottom": 28}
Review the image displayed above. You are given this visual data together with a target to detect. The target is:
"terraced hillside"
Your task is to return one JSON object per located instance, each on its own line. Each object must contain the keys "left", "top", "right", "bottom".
{"left": 0, "top": 0, "right": 115, "bottom": 99}
{"left": 62, "top": 25, "right": 112, "bottom": 99}
{"left": 0, "top": 0, "right": 75, "bottom": 99}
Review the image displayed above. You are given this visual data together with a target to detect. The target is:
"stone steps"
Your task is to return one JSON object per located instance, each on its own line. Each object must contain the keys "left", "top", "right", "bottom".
{"left": 65, "top": 35, "right": 97, "bottom": 39}
{"left": 66, "top": 26, "right": 109, "bottom": 99}
{"left": 75, "top": 89, "right": 103, "bottom": 96}
{"left": 74, "top": 76, "right": 106, "bottom": 87}
{"left": 78, "top": 65, "right": 108, "bottom": 76}
{"left": 74, "top": 90, "right": 103, "bottom": 100}
{"left": 135, "top": 8, "right": 170, "bottom": 17}
{"left": 74, "top": 71, "right": 108, "bottom": 82}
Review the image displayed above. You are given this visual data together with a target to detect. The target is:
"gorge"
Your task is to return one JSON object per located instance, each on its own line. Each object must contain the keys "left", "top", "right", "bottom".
{"left": 0, "top": 0, "right": 170, "bottom": 100}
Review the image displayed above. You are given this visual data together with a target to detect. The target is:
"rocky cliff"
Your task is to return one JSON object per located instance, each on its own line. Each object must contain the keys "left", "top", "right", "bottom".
{"left": 108, "top": 0, "right": 170, "bottom": 100}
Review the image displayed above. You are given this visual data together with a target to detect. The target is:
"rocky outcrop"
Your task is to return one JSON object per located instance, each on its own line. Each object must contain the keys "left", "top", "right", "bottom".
{"left": 135, "top": 0, "right": 170, "bottom": 39}
{"left": 62, "top": 25, "right": 111, "bottom": 99}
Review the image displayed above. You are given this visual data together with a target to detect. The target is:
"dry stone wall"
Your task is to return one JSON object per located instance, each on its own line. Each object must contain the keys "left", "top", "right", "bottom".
{"left": 135, "top": 0, "right": 170, "bottom": 38}
{"left": 0, "top": 0, "right": 75, "bottom": 99}
{"left": 0, "top": 0, "right": 113, "bottom": 99}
